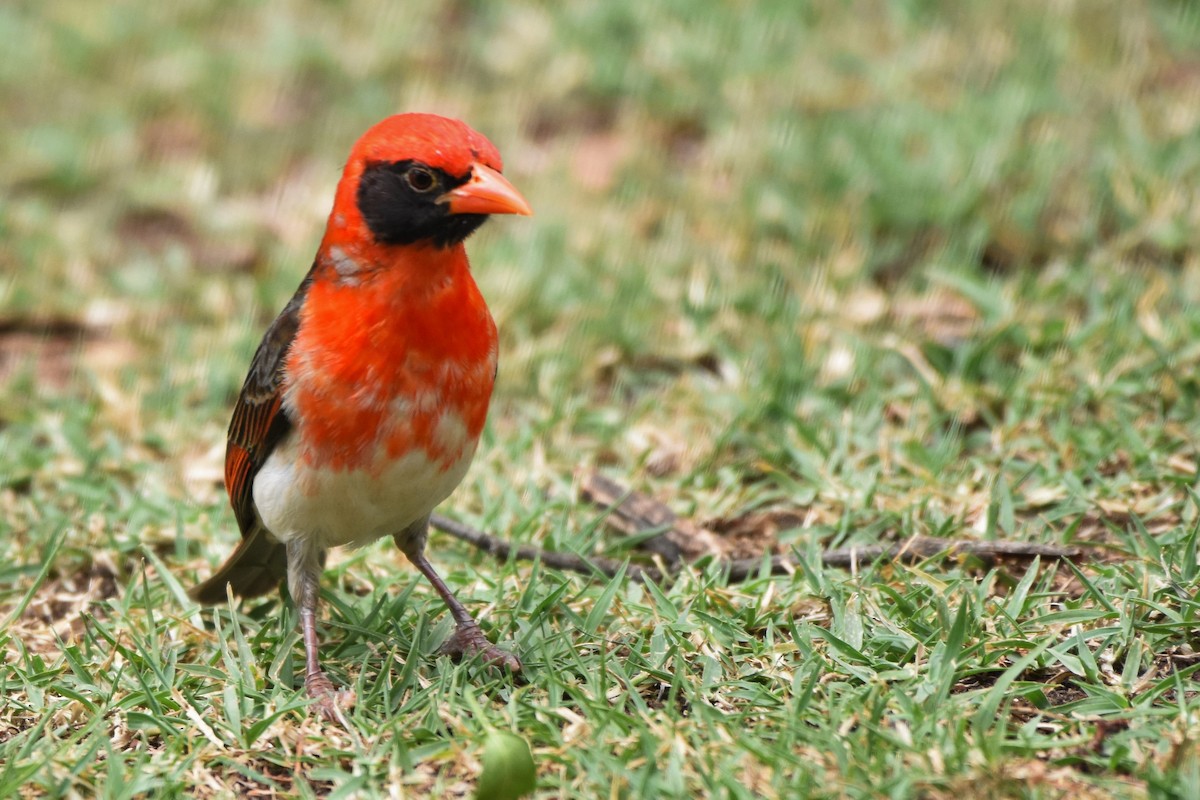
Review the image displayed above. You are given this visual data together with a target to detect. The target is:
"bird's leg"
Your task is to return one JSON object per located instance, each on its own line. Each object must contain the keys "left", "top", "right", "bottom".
{"left": 394, "top": 516, "right": 522, "bottom": 672}
{"left": 286, "top": 539, "right": 349, "bottom": 720}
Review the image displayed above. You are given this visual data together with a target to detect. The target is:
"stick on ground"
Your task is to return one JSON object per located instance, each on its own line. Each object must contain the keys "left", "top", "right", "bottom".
{"left": 430, "top": 474, "right": 1083, "bottom": 585}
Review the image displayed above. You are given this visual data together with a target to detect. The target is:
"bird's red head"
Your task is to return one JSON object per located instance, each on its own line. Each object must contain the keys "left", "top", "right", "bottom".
{"left": 350, "top": 114, "right": 505, "bottom": 180}
{"left": 320, "top": 113, "right": 531, "bottom": 258}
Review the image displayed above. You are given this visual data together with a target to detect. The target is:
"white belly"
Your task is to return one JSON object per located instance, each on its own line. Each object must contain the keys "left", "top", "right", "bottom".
{"left": 251, "top": 425, "right": 477, "bottom": 550}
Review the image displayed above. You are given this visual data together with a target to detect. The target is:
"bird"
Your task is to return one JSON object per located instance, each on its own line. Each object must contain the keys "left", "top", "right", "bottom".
{"left": 188, "top": 113, "right": 532, "bottom": 718}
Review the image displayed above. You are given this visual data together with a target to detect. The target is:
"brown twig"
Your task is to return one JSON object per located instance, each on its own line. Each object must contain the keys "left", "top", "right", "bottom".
{"left": 430, "top": 513, "right": 664, "bottom": 583}
{"left": 432, "top": 473, "right": 1085, "bottom": 584}
{"left": 577, "top": 473, "right": 684, "bottom": 565}
{"left": 430, "top": 512, "right": 1083, "bottom": 586}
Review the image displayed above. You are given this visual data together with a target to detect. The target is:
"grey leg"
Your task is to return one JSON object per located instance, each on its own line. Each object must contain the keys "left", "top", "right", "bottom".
{"left": 286, "top": 539, "right": 346, "bottom": 719}
{"left": 394, "top": 516, "right": 521, "bottom": 672}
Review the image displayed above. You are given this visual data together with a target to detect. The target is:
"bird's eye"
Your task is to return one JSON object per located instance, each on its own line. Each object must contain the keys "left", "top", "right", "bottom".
{"left": 405, "top": 166, "right": 437, "bottom": 193}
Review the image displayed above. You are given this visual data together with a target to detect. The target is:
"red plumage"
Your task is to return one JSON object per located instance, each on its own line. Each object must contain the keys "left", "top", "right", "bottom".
{"left": 189, "top": 113, "right": 531, "bottom": 719}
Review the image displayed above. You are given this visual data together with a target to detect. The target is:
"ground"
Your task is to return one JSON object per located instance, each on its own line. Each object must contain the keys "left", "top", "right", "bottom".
{"left": 3, "top": 0, "right": 1200, "bottom": 797}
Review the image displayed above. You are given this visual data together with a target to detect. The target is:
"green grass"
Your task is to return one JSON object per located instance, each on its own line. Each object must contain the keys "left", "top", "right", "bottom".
{"left": 4, "top": 0, "right": 1200, "bottom": 796}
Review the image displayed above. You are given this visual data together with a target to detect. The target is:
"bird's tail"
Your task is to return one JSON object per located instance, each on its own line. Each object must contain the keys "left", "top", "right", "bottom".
{"left": 188, "top": 525, "right": 287, "bottom": 605}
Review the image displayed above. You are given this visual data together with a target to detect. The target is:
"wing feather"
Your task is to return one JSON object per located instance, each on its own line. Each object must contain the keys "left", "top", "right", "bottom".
{"left": 224, "top": 269, "right": 313, "bottom": 536}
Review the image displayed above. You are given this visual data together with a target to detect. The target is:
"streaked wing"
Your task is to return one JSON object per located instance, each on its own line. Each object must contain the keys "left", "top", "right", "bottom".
{"left": 224, "top": 269, "right": 313, "bottom": 536}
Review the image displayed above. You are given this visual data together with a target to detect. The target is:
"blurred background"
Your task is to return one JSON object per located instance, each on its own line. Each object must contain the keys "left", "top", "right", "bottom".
{"left": 6, "top": 1, "right": 1200, "bottom": 524}
{"left": 4, "top": 0, "right": 1200, "bottom": 792}
{"left": 6, "top": 0, "right": 1200, "bottom": 613}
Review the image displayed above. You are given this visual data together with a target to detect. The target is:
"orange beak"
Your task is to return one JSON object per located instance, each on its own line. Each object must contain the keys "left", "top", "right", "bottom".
{"left": 440, "top": 163, "right": 533, "bottom": 217}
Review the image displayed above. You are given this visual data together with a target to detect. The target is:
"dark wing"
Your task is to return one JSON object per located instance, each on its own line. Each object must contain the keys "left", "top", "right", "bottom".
{"left": 224, "top": 269, "right": 314, "bottom": 536}
{"left": 189, "top": 269, "right": 315, "bottom": 604}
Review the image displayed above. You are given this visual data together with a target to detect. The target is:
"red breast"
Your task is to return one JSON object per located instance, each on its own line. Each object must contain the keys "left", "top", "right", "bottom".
{"left": 285, "top": 244, "right": 498, "bottom": 474}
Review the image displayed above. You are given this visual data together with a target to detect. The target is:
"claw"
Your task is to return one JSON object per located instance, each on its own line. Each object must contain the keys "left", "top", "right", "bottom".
{"left": 305, "top": 670, "right": 356, "bottom": 723}
{"left": 439, "top": 622, "right": 522, "bottom": 672}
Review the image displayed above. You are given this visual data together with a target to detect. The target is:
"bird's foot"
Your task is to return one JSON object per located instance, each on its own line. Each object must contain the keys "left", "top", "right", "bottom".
{"left": 305, "top": 670, "right": 356, "bottom": 722}
{"left": 440, "top": 622, "right": 522, "bottom": 672}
